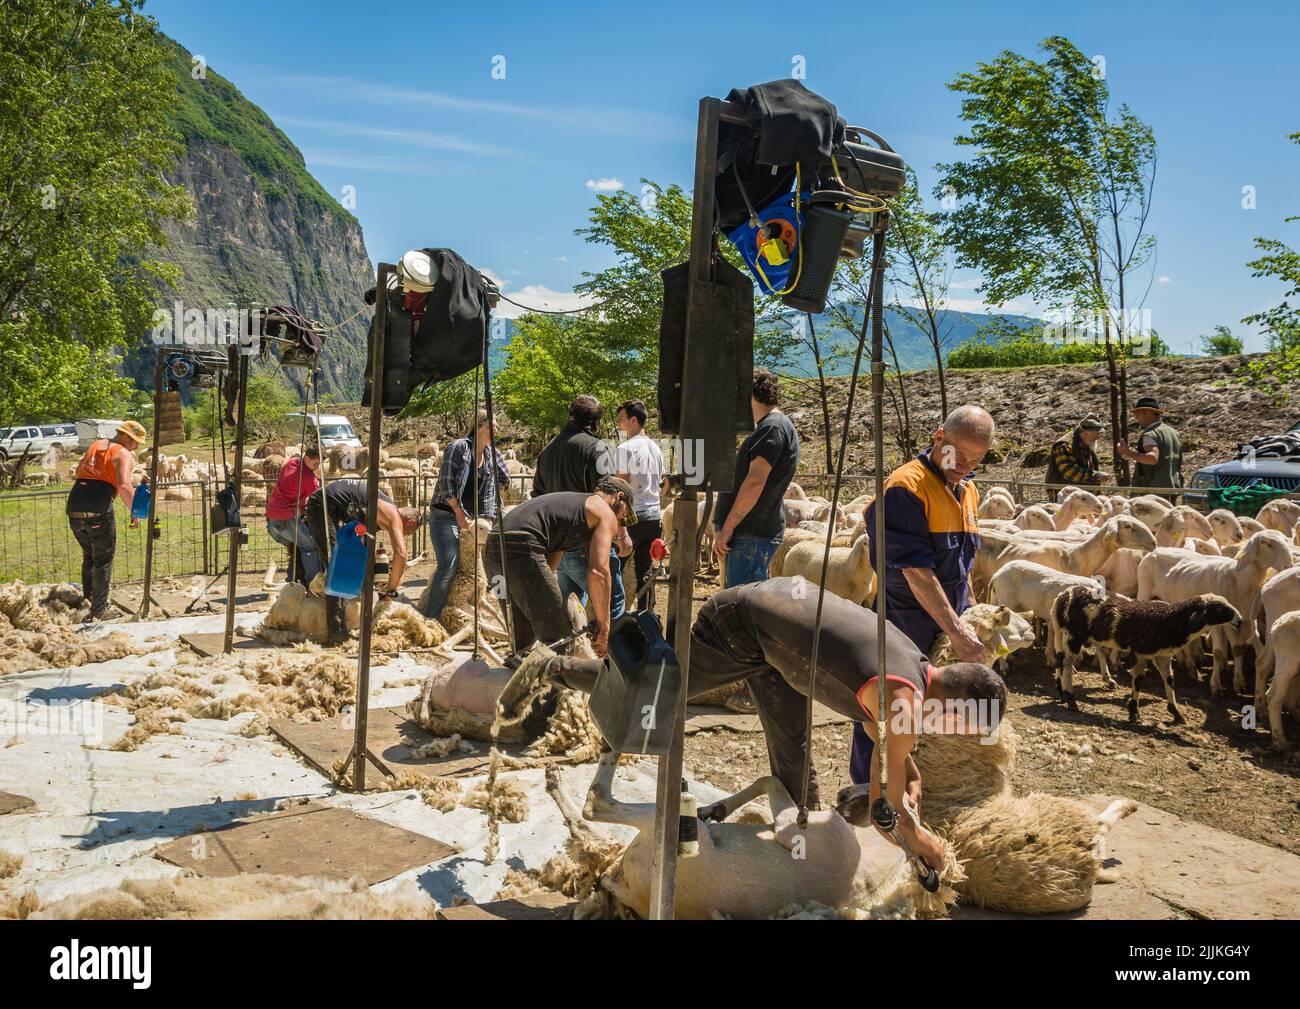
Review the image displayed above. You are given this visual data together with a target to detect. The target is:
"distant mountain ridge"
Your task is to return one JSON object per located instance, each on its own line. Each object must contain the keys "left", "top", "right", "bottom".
{"left": 124, "top": 36, "right": 374, "bottom": 402}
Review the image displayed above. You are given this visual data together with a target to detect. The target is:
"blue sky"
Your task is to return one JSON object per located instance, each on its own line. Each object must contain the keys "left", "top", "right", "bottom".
{"left": 147, "top": 0, "right": 1299, "bottom": 352}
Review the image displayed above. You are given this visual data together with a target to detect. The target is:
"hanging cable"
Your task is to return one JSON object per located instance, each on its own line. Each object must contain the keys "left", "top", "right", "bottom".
{"left": 797, "top": 227, "right": 887, "bottom": 825}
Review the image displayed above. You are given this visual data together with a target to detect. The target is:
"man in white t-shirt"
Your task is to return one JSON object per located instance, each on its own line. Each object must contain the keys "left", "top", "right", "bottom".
{"left": 615, "top": 399, "right": 666, "bottom": 605}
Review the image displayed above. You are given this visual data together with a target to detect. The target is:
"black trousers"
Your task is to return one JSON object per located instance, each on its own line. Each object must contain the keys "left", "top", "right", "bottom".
{"left": 304, "top": 507, "right": 348, "bottom": 640}
{"left": 484, "top": 536, "right": 573, "bottom": 655}
{"left": 549, "top": 594, "right": 821, "bottom": 807}
{"left": 69, "top": 512, "right": 116, "bottom": 616}
{"left": 626, "top": 517, "right": 663, "bottom": 606}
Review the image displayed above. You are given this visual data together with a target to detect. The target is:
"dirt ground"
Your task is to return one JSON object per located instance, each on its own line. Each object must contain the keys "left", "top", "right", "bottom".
{"left": 675, "top": 567, "right": 1300, "bottom": 857}
{"left": 102, "top": 550, "right": 1300, "bottom": 860}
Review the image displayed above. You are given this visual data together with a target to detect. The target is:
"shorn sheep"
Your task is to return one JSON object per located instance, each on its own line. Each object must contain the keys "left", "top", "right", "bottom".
{"left": 1262, "top": 611, "right": 1300, "bottom": 747}
{"left": 776, "top": 533, "right": 875, "bottom": 605}
{"left": 1249, "top": 566, "right": 1300, "bottom": 719}
{"left": 1136, "top": 530, "right": 1294, "bottom": 696}
{"left": 1257, "top": 498, "right": 1300, "bottom": 538}
{"left": 987, "top": 561, "right": 1110, "bottom": 670}
{"left": 978, "top": 515, "right": 1155, "bottom": 589}
{"left": 1050, "top": 586, "right": 1242, "bottom": 723}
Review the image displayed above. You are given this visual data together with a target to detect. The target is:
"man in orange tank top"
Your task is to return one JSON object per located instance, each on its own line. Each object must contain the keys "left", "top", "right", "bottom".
{"left": 65, "top": 421, "right": 148, "bottom": 619}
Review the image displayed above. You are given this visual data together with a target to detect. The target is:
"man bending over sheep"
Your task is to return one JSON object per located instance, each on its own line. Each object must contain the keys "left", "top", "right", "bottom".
{"left": 542, "top": 576, "right": 1008, "bottom": 871}
{"left": 303, "top": 478, "right": 423, "bottom": 645}
{"left": 485, "top": 476, "right": 638, "bottom": 658}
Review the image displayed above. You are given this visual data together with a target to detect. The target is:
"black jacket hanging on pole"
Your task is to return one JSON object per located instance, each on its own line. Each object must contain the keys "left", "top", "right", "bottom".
{"left": 363, "top": 247, "right": 492, "bottom": 414}
{"left": 715, "top": 80, "right": 846, "bottom": 231}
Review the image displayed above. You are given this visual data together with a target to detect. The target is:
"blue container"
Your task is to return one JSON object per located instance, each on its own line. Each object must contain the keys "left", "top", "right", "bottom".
{"left": 725, "top": 190, "right": 805, "bottom": 296}
{"left": 130, "top": 482, "right": 152, "bottom": 520}
{"left": 325, "top": 519, "right": 367, "bottom": 599}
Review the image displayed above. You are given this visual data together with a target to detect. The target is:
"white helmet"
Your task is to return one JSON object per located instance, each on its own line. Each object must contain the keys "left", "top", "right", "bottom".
{"left": 398, "top": 249, "right": 435, "bottom": 293}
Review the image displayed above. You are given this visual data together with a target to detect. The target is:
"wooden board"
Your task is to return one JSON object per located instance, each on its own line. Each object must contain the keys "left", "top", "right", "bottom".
{"left": 156, "top": 391, "right": 185, "bottom": 447}
{"left": 180, "top": 631, "right": 262, "bottom": 657}
{"left": 269, "top": 706, "right": 558, "bottom": 783}
{"left": 155, "top": 801, "right": 453, "bottom": 883}
{"left": 437, "top": 893, "right": 574, "bottom": 920}
{"left": 684, "top": 702, "right": 847, "bottom": 735}
{"left": 0, "top": 790, "right": 35, "bottom": 816}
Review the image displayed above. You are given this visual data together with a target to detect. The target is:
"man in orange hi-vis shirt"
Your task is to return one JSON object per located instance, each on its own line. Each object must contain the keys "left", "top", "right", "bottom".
{"left": 65, "top": 420, "right": 148, "bottom": 620}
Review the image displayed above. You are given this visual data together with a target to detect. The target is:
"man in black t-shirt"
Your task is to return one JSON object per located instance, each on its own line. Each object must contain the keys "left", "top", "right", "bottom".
{"left": 539, "top": 577, "right": 1007, "bottom": 871}
{"left": 712, "top": 369, "right": 799, "bottom": 586}
{"left": 303, "top": 479, "right": 423, "bottom": 644}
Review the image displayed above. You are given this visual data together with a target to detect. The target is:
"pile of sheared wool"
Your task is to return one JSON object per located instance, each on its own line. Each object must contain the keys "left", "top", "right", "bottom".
{"left": 0, "top": 581, "right": 144, "bottom": 676}
{"left": 257, "top": 578, "right": 449, "bottom": 652}
{"left": 102, "top": 642, "right": 358, "bottom": 751}
{"left": 22, "top": 873, "right": 434, "bottom": 920}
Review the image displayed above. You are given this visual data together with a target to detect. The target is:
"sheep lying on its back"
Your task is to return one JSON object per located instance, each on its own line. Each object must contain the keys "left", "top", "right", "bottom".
{"left": 1051, "top": 586, "right": 1242, "bottom": 724}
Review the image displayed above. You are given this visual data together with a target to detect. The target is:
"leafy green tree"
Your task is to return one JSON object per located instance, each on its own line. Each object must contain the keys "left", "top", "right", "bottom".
{"left": 486, "top": 179, "right": 798, "bottom": 438}
{"left": 0, "top": 0, "right": 190, "bottom": 426}
{"left": 936, "top": 36, "right": 1158, "bottom": 480}
{"left": 1243, "top": 133, "right": 1300, "bottom": 351}
{"left": 887, "top": 173, "right": 955, "bottom": 418}
{"left": 1198, "top": 324, "right": 1244, "bottom": 356}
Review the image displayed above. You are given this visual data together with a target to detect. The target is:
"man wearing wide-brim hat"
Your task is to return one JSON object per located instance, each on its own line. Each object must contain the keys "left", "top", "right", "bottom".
{"left": 1045, "top": 414, "right": 1110, "bottom": 499}
{"left": 65, "top": 420, "right": 149, "bottom": 620}
{"left": 1116, "top": 396, "right": 1183, "bottom": 502}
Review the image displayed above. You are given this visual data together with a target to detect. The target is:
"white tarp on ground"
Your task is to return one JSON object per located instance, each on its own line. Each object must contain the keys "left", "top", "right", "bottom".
{"left": 0, "top": 611, "right": 720, "bottom": 910}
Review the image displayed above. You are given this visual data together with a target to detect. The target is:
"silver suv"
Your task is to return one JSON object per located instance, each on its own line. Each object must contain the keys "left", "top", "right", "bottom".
{"left": 1186, "top": 420, "right": 1300, "bottom": 504}
{"left": 0, "top": 424, "right": 77, "bottom": 463}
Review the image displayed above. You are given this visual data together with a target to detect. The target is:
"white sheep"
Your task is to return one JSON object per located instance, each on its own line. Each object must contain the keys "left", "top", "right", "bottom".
{"left": 1128, "top": 494, "right": 1174, "bottom": 531}
{"left": 928, "top": 604, "right": 1035, "bottom": 669}
{"left": 978, "top": 495, "right": 1016, "bottom": 521}
{"left": 778, "top": 533, "right": 875, "bottom": 605}
{"left": 1012, "top": 505, "right": 1056, "bottom": 531}
{"left": 1263, "top": 611, "right": 1300, "bottom": 747}
{"left": 987, "top": 560, "right": 1110, "bottom": 671}
{"left": 979, "top": 515, "right": 1156, "bottom": 587}
{"left": 1136, "top": 529, "right": 1295, "bottom": 696}
{"left": 1248, "top": 566, "right": 1300, "bottom": 715}
{"left": 1207, "top": 508, "right": 1245, "bottom": 549}
{"left": 1257, "top": 498, "right": 1300, "bottom": 538}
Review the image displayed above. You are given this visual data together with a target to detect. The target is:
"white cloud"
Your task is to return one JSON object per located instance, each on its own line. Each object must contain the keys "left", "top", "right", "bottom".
{"left": 491, "top": 284, "right": 596, "bottom": 320}
{"left": 899, "top": 296, "right": 1029, "bottom": 315}
{"left": 1157, "top": 276, "right": 1173, "bottom": 285}
{"left": 277, "top": 115, "right": 514, "bottom": 157}
{"left": 585, "top": 178, "right": 624, "bottom": 192}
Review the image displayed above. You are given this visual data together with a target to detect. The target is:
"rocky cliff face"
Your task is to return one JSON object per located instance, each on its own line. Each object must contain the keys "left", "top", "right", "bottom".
{"left": 126, "top": 38, "right": 372, "bottom": 401}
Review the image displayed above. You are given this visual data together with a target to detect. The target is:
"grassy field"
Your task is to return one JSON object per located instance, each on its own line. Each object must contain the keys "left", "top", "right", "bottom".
{"left": 0, "top": 483, "right": 284, "bottom": 585}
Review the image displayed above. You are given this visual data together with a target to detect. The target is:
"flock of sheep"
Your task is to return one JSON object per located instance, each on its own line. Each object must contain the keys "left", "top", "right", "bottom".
{"left": 761, "top": 479, "right": 1300, "bottom": 747}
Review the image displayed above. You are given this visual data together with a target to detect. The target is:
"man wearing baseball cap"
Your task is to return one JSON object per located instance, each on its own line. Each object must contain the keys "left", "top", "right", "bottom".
{"left": 1117, "top": 396, "right": 1183, "bottom": 502}
{"left": 485, "top": 475, "right": 636, "bottom": 658}
{"left": 65, "top": 420, "right": 148, "bottom": 620}
{"left": 1045, "top": 415, "right": 1110, "bottom": 498}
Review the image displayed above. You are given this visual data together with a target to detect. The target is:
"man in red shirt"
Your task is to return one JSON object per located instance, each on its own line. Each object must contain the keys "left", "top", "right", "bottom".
{"left": 266, "top": 448, "right": 323, "bottom": 583}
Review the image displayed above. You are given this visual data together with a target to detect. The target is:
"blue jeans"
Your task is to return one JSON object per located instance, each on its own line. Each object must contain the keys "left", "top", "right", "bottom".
{"left": 724, "top": 533, "right": 782, "bottom": 587}
{"left": 557, "top": 545, "right": 626, "bottom": 619}
{"left": 266, "top": 517, "right": 322, "bottom": 583}
{"left": 423, "top": 509, "right": 461, "bottom": 618}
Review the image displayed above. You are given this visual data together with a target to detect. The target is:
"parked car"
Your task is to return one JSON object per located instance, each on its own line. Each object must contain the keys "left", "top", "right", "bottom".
{"left": 1186, "top": 419, "right": 1300, "bottom": 505}
{"left": 0, "top": 423, "right": 78, "bottom": 463}
{"left": 283, "top": 412, "right": 363, "bottom": 450}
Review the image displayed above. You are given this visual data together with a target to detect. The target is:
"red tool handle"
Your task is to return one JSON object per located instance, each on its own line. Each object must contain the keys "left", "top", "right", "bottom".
{"left": 649, "top": 537, "right": 667, "bottom": 562}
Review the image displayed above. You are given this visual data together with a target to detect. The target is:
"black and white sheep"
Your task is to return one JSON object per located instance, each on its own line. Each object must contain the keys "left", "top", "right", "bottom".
{"left": 1049, "top": 586, "right": 1243, "bottom": 724}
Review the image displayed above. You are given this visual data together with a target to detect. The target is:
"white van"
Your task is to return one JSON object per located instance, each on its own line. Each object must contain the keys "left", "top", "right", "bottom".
{"left": 0, "top": 423, "right": 78, "bottom": 462}
{"left": 284, "top": 413, "right": 363, "bottom": 450}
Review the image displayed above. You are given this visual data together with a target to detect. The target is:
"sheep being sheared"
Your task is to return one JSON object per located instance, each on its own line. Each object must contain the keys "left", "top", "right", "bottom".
{"left": 912, "top": 723, "right": 1137, "bottom": 914}
{"left": 1050, "top": 586, "right": 1242, "bottom": 723}
{"left": 543, "top": 757, "right": 960, "bottom": 920}
{"left": 258, "top": 579, "right": 360, "bottom": 644}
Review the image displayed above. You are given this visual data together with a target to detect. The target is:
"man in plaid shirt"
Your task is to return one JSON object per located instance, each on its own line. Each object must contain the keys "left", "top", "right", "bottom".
{"left": 1044, "top": 415, "right": 1110, "bottom": 499}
